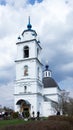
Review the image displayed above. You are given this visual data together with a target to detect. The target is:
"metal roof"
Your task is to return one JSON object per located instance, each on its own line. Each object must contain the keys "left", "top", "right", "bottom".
{"left": 43, "top": 77, "right": 58, "bottom": 88}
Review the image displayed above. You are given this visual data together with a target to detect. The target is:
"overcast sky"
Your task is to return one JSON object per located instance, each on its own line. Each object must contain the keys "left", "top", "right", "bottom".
{"left": 0, "top": 0, "right": 73, "bottom": 108}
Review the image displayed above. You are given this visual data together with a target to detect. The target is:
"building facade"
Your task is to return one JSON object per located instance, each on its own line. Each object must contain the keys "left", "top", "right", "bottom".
{"left": 14, "top": 19, "right": 61, "bottom": 117}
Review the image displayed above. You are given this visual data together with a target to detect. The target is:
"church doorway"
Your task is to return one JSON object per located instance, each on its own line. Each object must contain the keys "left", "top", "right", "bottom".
{"left": 16, "top": 99, "right": 30, "bottom": 118}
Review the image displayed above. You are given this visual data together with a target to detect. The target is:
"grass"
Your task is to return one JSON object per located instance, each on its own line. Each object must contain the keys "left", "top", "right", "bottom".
{"left": 0, "top": 119, "right": 25, "bottom": 128}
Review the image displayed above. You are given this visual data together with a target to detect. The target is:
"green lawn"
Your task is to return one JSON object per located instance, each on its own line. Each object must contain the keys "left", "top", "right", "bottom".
{"left": 0, "top": 119, "right": 25, "bottom": 128}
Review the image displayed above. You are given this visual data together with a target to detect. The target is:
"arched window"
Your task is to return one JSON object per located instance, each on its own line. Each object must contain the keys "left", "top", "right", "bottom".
{"left": 23, "top": 46, "right": 29, "bottom": 58}
{"left": 46, "top": 72, "right": 47, "bottom": 77}
{"left": 24, "top": 65, "right": 28, "bottom": 76}
{"left": 24, "top": 86, "right": 27, "bottom": 93}
{"left": 37, "top": 48, "right": 39, "bottom": 58}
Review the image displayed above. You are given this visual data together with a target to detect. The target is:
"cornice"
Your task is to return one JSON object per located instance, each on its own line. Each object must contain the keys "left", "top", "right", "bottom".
{"left": 16, "top": 39, "right": 42, "bottom": 49}
{"left": 15, "top": 57, "right": 43, "bottom": 66}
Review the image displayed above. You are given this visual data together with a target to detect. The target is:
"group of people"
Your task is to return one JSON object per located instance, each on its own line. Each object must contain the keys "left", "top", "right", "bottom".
{"left": 19, "top": 111, "right": 40, "bottom": 119}
{"left": 32, "top": 111, "right": 40, "bottom": 118}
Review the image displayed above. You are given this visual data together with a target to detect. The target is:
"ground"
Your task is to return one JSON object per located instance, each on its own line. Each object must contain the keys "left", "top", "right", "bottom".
{"left": 0, "top": 116, "right": 73, "bottom": 130}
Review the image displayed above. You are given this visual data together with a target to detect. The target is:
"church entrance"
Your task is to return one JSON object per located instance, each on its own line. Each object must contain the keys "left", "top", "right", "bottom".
{"left": 16, "top": 99, "right": 30, "bottom": 118}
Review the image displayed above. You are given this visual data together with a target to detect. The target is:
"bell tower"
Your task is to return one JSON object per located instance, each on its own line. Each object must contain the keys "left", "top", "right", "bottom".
{"left": 14, "top": 18, "right": 43, "bottom": 117}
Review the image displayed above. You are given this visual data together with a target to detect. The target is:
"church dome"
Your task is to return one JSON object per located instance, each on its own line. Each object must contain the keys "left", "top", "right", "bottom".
{"left": 43, "top": 77, "right": 58, "bottom": 88}
{"left": 21, "top": 17, "right": 37, "bottom": 37}
{"left": 43, "top": 65, "right": 58, "bottom": 88}
{"left": 17, "top": 17, "right": 38, "bottom": 42}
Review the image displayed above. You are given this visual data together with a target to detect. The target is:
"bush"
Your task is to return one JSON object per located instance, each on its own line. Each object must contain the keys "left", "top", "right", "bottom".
{"left": 11, "top": 112, "right": 19, "bottom": 119}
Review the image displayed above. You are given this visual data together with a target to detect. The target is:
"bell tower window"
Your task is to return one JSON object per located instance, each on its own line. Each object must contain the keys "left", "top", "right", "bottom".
{"left": 23, "top": 46, "right": 29, "bottom": 58}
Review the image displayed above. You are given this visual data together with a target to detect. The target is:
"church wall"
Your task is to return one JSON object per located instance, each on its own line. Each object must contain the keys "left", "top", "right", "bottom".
{"left": 16, "top": 40, "right": 41, "bottom": 60}
{"left": 43, "top": 87, "right": 58, "bottom": 95}
{"left": 46, "top": 95, "right": 59, "bottom": 102}
{"left": 14, "top": 93, "right": 44, "bottom": 117}
{"left": 43, "top": 87, "right": 59, "bottom": 102}
{"left": 16, "top": 42, "right": 34, "bottom": 60}
{"left": 36, "top": 94, "right": 43, "bottom": 117}
{"left": 15, "top": 59, "right": 42, "bottom": 82}
{"left": 21, "top": 31, "right": 36, "bottom": 42}
{"left": 14, "top": 80, "right": 40, "bottom": 94}
{"left": 43, "top": 101, "right": 53, "bottom": 117}
{"left": 14, "top": 94, "right": 38, "bottom": 117}
{"left": 16, "top": 60, "right": 37, "bottom": 80}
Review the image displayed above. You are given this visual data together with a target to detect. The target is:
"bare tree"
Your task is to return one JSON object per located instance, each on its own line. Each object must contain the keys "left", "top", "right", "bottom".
{"left": 60, "top": 90, "right": 69, "bottom": 115}
{"left": 66, "top": 97, "right": 73, "bottom": 116}
{"left": 52, "top": 90, "right": 71, "bottom": 115}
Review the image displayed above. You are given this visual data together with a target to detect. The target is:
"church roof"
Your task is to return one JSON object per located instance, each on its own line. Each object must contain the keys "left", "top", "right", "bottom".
{"left": 22, "top": 29, "right": 37, "bottom": 36}
{"left": 43, "top": 77, "right": 58, "bottom": 88}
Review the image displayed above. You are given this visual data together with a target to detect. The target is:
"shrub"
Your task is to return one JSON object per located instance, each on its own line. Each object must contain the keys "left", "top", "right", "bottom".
{"left": 11, "top": 112, "right": 19, "bottom": 119}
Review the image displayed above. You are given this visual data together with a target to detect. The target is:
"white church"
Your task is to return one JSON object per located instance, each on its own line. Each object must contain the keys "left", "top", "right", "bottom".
{"left": 14, "top": 18, "right": 62, "bottom": 117}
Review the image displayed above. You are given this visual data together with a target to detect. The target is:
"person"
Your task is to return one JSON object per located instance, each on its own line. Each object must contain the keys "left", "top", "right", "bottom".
{"left": 57, "top": 111, "right": 60, "bottom": 115}
{"left": 37, "top": 111, "right": 40, "bottom": 119}
{"left": 32, "top": 111, "right": 35, "bottom": 118}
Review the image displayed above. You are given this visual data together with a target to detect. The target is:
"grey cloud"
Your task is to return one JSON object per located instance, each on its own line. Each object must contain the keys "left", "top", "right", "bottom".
{"left": 0, "top": 65, "right": 15, "bottom": 85}
{"left": 0, "top": 0, "right": 73, "bottom": 107}
{"left": 41, "top": 18, "right": 73, "bottom": 83}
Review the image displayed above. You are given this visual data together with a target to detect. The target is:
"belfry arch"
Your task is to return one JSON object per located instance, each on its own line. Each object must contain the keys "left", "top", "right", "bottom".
{"left": 23, "top": 46, "right": 29, "bottom": 58}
